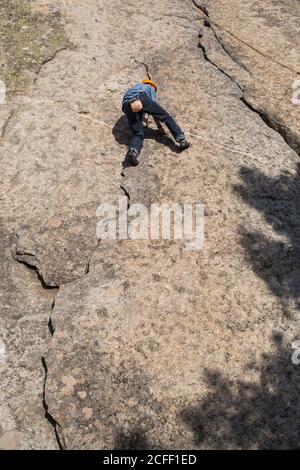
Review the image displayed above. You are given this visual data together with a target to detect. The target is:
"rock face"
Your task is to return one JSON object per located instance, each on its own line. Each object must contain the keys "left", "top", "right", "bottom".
{"left": 193, "top": 0, "right": 300, "bottom": 154}
{"left": 0, "top": 0, "right": 299, "bottom": 449}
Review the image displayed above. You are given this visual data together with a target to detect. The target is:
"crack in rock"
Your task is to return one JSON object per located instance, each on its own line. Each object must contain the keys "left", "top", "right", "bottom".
{"left": 11, "top": 235, "right": 59, "bottom": 290}
{"left": 135, "top": 59, "right": 152, "bottom": 80}
{"left": 33, "top": 46, "right": 71, "bottom": 84}
{"left": 41, "top": 356, "right": 67, "bottom": 450}
{"left": 210, "top": 27, "right": 251, "bottom": 75}
{"left": 195, "top": 11, "right": 300, "bottom": 157}
{"left": 191, "top": 0, "right": 300, "bottom": 75}
{"left": 11, "top": 251, "right": 59, "bottom": 290}
{"left": 192, "top": 0, "right": 209, "bottom": 17}
{"left": 1, "top": 109, "right": 14, "bottom": 139}
{"left": 120, "top": 185, "right": 131, "bottom": 206}
{"left": 85, "top": 239, "right": 100, "bottom": 275}
{"left": 240, "top": 96, "right": 300, "bottom": 157}
{"left": 48, "top": 301, "right": 56, "bottom": 337}
{"left": 197, "top": 36, "right": 244, "bottom": 93}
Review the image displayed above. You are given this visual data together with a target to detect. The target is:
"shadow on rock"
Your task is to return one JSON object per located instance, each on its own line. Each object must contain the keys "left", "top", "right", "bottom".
{"left": 234, "top": 164, "right": 300, "bottom": 312}
{"left": 112, "top": 115, "right": 180, "bottom": 168}
{"left": 180, "top": 333, "right": 300, "bottom": 449}
{"left": 114, "top": 428, "right": 157, "bottom": 450}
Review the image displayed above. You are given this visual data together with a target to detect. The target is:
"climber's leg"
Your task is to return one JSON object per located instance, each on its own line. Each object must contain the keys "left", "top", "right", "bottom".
{"left": 139, "top": 93, "right": 186, "bottom": 143}
{"left": 122, "top": 101, "right": 144, "bottom": 156}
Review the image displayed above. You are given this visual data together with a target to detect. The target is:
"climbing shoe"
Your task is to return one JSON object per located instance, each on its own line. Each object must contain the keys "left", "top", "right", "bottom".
{"left": 126, "top": 148, "right": 139, "bottom": 166}
{"left": 178, "top": 139, "right": 190, "bottom": 150}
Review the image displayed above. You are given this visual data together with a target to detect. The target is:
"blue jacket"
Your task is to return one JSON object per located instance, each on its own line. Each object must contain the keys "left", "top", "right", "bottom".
{"left": 123, "top": 83, "right": 157, "bottom": 104}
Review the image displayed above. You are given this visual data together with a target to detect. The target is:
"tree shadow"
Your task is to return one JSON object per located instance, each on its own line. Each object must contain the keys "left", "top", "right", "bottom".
{"left": 112, "top": 115, "right": 180, "bottom": 168}
{"left": 113, "top": 428, "right": 158, "bottom": 450}
{"left": 180, "top": 332, "right": 300, "bottom": 449}
{"left": 234, "top": 164, "right": 300, "bottom": 312}
{"left": 180, "top": 162, "right": 300, "bottom": 448}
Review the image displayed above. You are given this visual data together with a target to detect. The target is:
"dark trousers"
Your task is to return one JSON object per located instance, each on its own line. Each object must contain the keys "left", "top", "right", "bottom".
{"left": 122, "top": 92, "right": 184, "bottom": 154}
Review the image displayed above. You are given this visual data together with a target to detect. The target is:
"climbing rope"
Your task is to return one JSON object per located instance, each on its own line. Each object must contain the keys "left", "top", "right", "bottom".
{"left": 73, "top": 108, "right": 257, "bottom": 158}
{"left": 186, "top": 131, "right": 256, "bottom": 157}
{"left": 182, "top": 0, "right": 300, "bottom": 75}
{"left": 2, "top": 98, "right": 262, "bottom": 159}
{"left": 80, "top": 111, "right": 258, "bottom": 158}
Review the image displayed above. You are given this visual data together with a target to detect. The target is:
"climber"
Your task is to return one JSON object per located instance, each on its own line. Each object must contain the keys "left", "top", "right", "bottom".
{"left": 122, "top": 79, "right": 190, "bottom": 166}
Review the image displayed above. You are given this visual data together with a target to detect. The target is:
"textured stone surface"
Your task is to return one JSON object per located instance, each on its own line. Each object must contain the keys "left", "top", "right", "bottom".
{"left": 0, "top": 230, "right": 57, "bottom": 449}
{"left": 194, "top": 0, "right": 300, "bottom": 153}
{"left": 0, "top": 0, "right": 300, "bottom": 449}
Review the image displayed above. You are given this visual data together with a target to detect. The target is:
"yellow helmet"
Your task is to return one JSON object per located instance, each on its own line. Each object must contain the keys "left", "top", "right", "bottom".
{"left": 141, "top": 79, "right": 158, "bottom": 91}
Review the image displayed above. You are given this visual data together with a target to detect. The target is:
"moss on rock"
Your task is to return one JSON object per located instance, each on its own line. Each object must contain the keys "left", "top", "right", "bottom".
{"left": 0, "top": 0, "right": 70, "bottom": 96}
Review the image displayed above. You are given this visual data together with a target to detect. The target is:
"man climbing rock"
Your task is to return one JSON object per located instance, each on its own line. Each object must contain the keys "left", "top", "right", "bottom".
{"left": 122, "top": 79, "right": 190, "bottom": 166}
